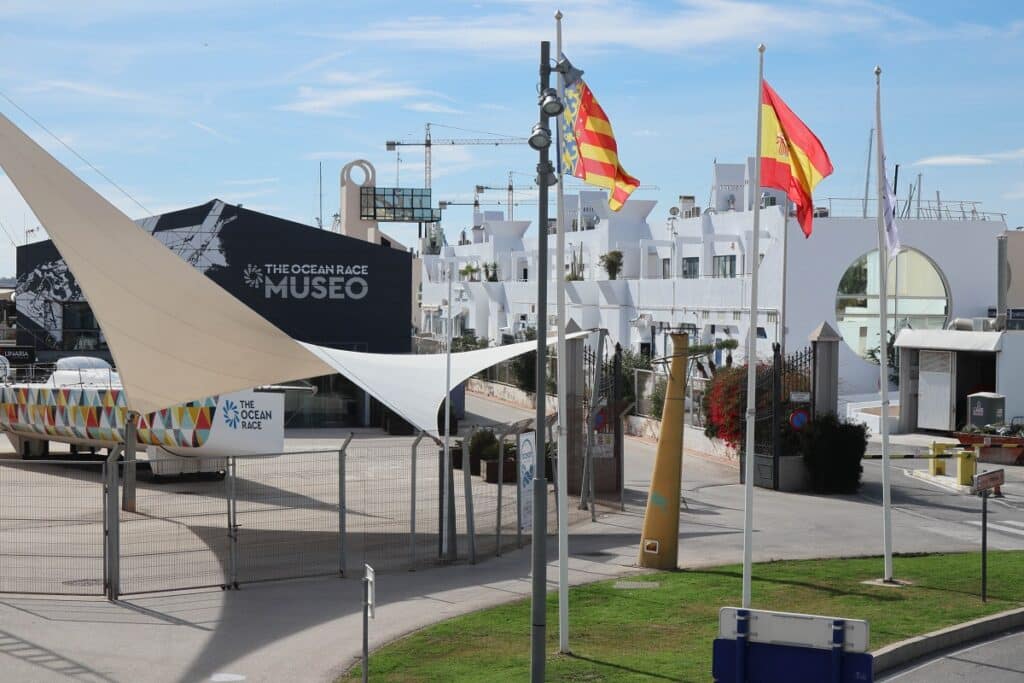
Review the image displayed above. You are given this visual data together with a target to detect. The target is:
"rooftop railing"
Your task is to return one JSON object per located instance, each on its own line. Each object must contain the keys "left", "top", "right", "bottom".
{"left": 818, "top": 197, "right": 1005, "bottom": 222}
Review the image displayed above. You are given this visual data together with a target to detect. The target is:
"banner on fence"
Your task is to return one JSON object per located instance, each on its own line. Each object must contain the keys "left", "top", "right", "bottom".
{"left": 518, "top": 431, "right": 536, "bottom": 531}
{"left": 592, "top": 432, "right": 614, "bottom": 459}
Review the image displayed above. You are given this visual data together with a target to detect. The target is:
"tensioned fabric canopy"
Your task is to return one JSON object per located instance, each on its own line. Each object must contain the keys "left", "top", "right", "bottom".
{"left": 0, "top": 113, "right": 584, "bottom": 434}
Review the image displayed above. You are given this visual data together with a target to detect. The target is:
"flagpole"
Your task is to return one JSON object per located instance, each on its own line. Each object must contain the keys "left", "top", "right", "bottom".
{"left": 741, "top": 43, "right": 766, "bottom": 610}
{"left": 554, "top": 8, "right": 571, "bottom": 655}
{"left": 875, "top": 65, "right": 894, "bottom": 582}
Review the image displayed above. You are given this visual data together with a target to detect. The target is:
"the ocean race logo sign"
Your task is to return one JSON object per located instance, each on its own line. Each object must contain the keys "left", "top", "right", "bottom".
{"left": 243, "top": 263, "right": 369, "bottom": 300}
{"left": 222, "top": 398, "right": 273, "bottom": 430}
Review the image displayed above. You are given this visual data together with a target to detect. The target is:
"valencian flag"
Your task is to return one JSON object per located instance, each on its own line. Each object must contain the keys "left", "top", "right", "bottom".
{"left": 560, "top": 56, "right": 639, "bottom": 211}
{"left": 760, "top": 81, "right": 833, "bottom": 237}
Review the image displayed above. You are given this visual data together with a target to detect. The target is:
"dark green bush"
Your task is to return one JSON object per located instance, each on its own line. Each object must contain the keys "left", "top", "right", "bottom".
{"left": 469, "top": 429, "right": 498, "bottom": 459}
{"left": 799, "top": 413, "right": 867, "bottom": 493}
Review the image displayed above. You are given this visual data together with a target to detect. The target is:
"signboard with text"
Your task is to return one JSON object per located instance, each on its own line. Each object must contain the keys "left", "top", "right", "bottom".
{"left": 518, "top": 431, "right": 536, "bottom": 532}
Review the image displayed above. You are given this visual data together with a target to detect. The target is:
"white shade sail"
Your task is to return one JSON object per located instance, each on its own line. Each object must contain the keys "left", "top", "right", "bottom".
{"left": 303, "top": 331, "right": 588, "bottom": 436}
{"left": 0, "top": 112, "right": 584, "bottom": 433}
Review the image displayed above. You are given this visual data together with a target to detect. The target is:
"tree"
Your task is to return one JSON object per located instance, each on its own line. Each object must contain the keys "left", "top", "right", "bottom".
{"left": 599, "top": 250, "right": 624, "bottom": 280}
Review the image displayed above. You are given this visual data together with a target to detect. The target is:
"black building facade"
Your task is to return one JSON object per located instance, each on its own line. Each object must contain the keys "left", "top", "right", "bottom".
{"left": 16, "top": 200, "right": 412, "bottom": 427}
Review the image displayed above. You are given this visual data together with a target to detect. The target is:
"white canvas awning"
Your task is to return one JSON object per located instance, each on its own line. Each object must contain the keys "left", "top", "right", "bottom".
{"left": 303, "top": 332, "right": 587, "bottom": 435}
{"left": 0, "top": 112, "right": 582, "bottom": 434}
{"left": 894, "top": 329, "right": 1003, "bottom": 353}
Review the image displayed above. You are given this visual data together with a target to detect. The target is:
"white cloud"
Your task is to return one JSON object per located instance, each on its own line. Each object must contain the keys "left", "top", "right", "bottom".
{"left": 190, "top": 120, "right": 236, "bottom": 143}
{"left": 327, "top": 1, "right": 863, "bottom": 56}
{"left": 913, "top": 155, "right": 994, "bottom": 167}
{"left": 280, "top": 82, "right": 434, "bottom": 114}
{"left": 25, "top": 79, "right": 147, "bottom": 102}
{"left": 223, "top": 177, "right": 279, "bottom": 186}
{"left": 301, "top": 150, "right": 368, "bottom": 161}
{"left": 1003, "top": 183, "right": 1024, "bottom": 201}
{"left": 404, "top": 102, "right": 463, "bottom": 115}
{"left": 632, "top": 129, "right": 659, "bottom": 137}
{"left": 914, "top": 147, "right": 1024, "bottom": 167}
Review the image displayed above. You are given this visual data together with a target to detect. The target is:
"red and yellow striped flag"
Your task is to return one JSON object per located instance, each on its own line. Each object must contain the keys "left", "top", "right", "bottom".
{"left": 561, "top": 71, "right": 639, "bottom": 211}
{"left": 760, "top": 80, "right": 833, "bottom": 237}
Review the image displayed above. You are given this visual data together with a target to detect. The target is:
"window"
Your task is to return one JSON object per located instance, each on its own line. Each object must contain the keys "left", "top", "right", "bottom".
{"left": 713, "top": 255, "right": 736, "bottom": 278}
{"left": 662, "top": 258, "right": 671, "bottom": 279}
{"left": 835, "top": 247, "right": 951, "bottom": 361}
{"left": 681, "top": 257, "right": 700, "bottom": 279}
{"left": 62, "top": 302, "right": 105, "bottom": 351}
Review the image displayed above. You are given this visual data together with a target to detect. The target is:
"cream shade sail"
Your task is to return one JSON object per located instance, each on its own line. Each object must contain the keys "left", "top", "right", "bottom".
{"left": 303, "top": 331, "right": 588, "bottom": 435}
{"left": 0, "top": 112, "right": 584, "bottom": 432}
{"left": 0, "top": 113, "right": 334, "bottom": 415}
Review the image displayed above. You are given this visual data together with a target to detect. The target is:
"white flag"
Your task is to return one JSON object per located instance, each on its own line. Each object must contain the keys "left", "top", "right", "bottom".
{"left": 876, "top": 92, "right": 902, "bottom": 255}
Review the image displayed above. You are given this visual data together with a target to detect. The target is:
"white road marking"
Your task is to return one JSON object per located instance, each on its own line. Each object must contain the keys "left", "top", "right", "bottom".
{"left": 965, "top": 520, "right": 1024, "bottom": 538}
{"left": 211, "top": 675, "right": 246, "bottom": 682}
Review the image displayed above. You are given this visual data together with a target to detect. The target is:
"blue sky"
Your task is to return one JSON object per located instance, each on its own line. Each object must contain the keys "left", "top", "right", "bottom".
{"left": 0, "top": 0, "right": 1022, "bottom": 276}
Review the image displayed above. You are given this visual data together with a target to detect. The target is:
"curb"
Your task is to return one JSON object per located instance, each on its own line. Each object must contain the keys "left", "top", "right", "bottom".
{"left": 872, "top": 606, "right": 1024, "bottom": 677}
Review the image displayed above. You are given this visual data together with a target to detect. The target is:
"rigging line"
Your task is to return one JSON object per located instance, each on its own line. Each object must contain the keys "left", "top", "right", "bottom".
{"left": 0, "top": 215, "right": 19, "bottom": 247}
{"left": 427, "top": 122, "right": 521, "bottom": 139}
{"left": 0, "top": 88, "right": 152, "bottom": 217}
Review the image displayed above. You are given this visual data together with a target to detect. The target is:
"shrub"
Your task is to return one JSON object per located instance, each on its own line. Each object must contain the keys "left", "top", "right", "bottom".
{"left": 599, "top": 250, "right": 624, "bottom": 280}
{"left": 799, "top": 413, "right": 867, "bottom": 493}
{"left": 650, "top": 375, "right": 668, "bottom": 419}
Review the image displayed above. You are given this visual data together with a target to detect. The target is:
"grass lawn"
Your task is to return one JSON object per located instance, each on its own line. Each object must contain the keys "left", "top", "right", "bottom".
{"left": 342, "top": 551, "right": 1023, "bottom": 682}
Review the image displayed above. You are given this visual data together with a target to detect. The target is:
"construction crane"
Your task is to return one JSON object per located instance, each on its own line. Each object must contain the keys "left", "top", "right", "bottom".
{"left": 476, "top": 171, "right": 534, "bottom": 220}
{"left": 386, "top": 123, "right": 527, "bottom": 189}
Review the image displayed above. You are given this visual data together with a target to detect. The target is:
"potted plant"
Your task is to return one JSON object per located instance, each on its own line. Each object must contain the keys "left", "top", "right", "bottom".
{"left": 481, "top": 440, "right": 518, "bottom": 484}
{"left": 468, "top": 429, "right": 497, "bottom": 477}
{"left": 599, "top": 250, "right": 624, "bottom": 280}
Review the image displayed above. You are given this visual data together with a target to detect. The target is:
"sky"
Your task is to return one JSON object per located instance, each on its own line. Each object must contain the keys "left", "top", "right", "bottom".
{"left": 0, "top": 0, "right": 1022, "bottom": 276}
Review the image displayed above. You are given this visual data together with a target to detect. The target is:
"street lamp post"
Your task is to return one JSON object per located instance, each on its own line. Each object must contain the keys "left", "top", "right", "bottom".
{"left": 528, "top": 39, "right": 558, "bottom": 683}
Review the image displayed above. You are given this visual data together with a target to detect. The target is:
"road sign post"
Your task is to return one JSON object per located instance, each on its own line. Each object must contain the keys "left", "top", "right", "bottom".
{"left": 972, "top": 469, "right": 1004, "bottom": 603}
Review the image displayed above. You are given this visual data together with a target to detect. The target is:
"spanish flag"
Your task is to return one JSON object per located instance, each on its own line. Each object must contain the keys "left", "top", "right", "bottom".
{"left": 760, "top": 81, "right": 833, "bottom": 237}
{"left": 560, "top": 57, "right": 639, "bottom": 211}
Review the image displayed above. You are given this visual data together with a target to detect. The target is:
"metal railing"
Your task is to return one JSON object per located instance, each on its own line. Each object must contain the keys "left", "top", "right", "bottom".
{"left": 820, "top": 197, "right": 1005, "bottom": 222}
{"left": 0, "top": 437, "right": 599, "bottom": 599}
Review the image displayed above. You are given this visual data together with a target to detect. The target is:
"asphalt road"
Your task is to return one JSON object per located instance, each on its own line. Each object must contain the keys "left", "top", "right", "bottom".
{"left": 881, "top": 629, "right": 1024, "bottom": 682}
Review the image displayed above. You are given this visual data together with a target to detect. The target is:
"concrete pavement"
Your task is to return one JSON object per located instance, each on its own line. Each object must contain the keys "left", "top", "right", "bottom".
{"left": 0, "top": 393, "right": 1021, "bottom": 682}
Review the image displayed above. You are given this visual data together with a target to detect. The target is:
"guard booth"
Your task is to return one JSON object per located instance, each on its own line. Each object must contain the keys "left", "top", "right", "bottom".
{"left": 894, "top": 329, "right": 1005, "bottom": 433}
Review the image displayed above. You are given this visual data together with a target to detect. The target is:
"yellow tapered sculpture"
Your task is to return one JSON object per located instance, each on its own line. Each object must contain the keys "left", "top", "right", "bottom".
{"left": 638, "top": 333, "right": 688, "bottom": 569}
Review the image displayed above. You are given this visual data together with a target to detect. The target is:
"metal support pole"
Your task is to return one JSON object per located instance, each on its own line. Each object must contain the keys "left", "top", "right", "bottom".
{"left": 531, "top": 39, "right": 553, "bottom": 683}
{"left": 227, "top": 457, "right": 238, "bottom": 589}
{"left": 516, "top": 432, "right": 523, "bottom": 549}
{"left": 496, "top": 433, "right": 506, "bottom": 556}
{"left": 339, "top": 432, "right": 352, "bottom": 577}
{"left": 105, "top": 446, "right": 122, "bottom": 601}
{"left": 122, "top": 411, "right": 138, "bottom": 513}
{"left": 875, "top": 66, "right": 895, "bottom": 583}
{"left": 463, "top": 428, "right": 477, "bottom": 564}
{"left": 362, "top": 577, "right": 369, "bottom": 683}
{"left": 982, "top": 490, "right": 988, "bottom": 602}
{"left": 410, "top": 432, "right": 424, "bottom": 569}
{"left": 741, "top": 44, "right": 767, "bottom": 610}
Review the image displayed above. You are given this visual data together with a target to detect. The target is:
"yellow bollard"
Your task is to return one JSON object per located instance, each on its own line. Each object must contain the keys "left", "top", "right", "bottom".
{"left": 638, "top": 333, "right": 688, "bottom": 570}
{"left": 929, "top": 442, "right": 948, "bottom": 476}
{"left": 956, "top": 449, "right": 976, "bottom": 486}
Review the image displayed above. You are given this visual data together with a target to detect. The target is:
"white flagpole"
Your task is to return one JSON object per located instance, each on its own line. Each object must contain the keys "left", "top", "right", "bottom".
{"left": 875, "top": 65, "right": 894, "bottom": 582}
{"left": 554, "top": 9, "right": 571, "bottom": 653}
{"left": 741, "top": 43, "right": 766, "bottom": 609}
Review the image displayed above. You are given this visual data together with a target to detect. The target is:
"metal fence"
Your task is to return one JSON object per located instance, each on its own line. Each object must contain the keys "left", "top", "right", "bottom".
{"left": 0, "top": 459, "right": 106, "bottom": 595}
{"left": 0, "top": 437, "right": 595, "bottom": 599}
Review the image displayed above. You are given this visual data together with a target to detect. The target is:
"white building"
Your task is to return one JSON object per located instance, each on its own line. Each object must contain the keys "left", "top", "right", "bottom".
{"left": 419, "top": 160, "right": 1008, "bottom": 395}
